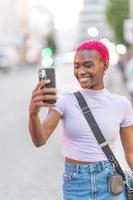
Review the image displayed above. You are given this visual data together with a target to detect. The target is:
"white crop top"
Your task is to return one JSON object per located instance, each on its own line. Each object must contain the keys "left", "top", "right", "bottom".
{"left": 52, "top": 88, "right": 133, "bottom": 162}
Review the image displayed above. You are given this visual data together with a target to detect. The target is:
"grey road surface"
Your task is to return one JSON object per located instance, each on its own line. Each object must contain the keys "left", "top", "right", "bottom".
{"left": 0, "top": 64, "right": 130, "bottom": 200}
{"left": 0, "top": 68, "right": 64, "bottom": 200}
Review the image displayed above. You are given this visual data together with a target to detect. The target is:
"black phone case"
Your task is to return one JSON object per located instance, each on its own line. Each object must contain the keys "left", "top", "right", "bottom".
{"left": 39, "top": 68, "right": 56, "bottom": 104}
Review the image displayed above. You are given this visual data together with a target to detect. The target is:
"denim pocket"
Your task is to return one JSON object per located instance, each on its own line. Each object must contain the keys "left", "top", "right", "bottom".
{"left": 104, "top": 165, "right": 115, "bottom": 176}
{"left": 63, "top": 172, "right": 77, "bottom": 181}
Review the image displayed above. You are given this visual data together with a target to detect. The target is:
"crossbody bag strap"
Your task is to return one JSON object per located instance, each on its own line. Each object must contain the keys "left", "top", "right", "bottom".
{"left": 74, "top": 91, "right": 125, "bottom": 180}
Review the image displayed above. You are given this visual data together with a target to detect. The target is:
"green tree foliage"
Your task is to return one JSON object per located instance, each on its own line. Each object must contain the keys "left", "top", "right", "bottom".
{"left": 45, "top": 33, "right": 57, "bottom": 55}
{"left": 106, "top": 0, "right": 129, "bottom": 45}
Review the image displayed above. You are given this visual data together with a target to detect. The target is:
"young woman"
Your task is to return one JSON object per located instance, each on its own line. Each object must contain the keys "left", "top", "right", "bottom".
{"left": 29, "top": 40, "right": 133, "bottom": 200}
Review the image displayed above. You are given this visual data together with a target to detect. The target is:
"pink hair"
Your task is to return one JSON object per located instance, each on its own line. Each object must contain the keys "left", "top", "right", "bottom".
{"left": 75, "top": 40, "right": 109, "bottom": 63}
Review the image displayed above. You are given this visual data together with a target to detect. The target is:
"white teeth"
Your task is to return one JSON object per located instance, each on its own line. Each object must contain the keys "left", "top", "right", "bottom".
{"left": 79, "top": 77, "right": 91, "bottom": 79}
{"left": 79, "top": 77, "right": 90, "bottom": 82}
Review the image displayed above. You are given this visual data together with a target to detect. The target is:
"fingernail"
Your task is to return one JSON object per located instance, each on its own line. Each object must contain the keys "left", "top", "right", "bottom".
{"left": 46, "top": 79, "right": 51, "bottom": 83}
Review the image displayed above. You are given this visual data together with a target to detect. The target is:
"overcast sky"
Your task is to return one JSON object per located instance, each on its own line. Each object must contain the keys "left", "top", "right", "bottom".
{"left": 30, "top": 0, "right": 83, "bottom": 31}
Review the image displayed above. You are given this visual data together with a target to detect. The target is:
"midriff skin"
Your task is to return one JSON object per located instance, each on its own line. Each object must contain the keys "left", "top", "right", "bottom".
{"left": 65, "top": 157, "right": 94, "bottom": 165}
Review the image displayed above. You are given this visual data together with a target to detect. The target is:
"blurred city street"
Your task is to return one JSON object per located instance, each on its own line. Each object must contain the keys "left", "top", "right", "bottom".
{"left": 0, "top": 64, "right": 131, "bottom": 200}
{"left": 0, "top": 67, "right": 64, "bottom": 200}
{"left": 0, "top": 0, "right": 133, "bottom": 199}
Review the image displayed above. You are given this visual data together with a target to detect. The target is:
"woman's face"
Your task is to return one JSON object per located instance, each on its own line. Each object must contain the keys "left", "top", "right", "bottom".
{"left": 73, "top": 50, "right": 108, "bottom": 90}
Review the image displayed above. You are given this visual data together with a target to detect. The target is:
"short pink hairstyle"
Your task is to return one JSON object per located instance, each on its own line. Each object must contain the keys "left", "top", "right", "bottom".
{"left": 75, "top": 40, "right": 109, "bottom": 63}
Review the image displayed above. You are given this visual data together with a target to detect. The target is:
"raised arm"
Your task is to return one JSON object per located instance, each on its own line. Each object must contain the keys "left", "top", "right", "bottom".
{"left": 120, "top": 125, "right": 133, "bottom": 170}
{"left": 29, "top": 80, "right": 61, "bottom": 147}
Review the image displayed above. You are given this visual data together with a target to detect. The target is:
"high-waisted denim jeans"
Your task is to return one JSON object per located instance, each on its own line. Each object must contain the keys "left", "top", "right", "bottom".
{"left": 63, "top": 161, "right": 127, "bottom": 200}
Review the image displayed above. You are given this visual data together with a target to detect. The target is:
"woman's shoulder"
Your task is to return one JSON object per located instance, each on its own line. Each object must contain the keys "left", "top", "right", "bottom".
{"left": 106, "top": 90, "right": 131, "bottom": 106}
{"left": 53, "top": 92, "right": 76, "bottom": 115}
{"left": 58, "top": 91, "right": 75, "bottom": 99}
{"left": 56, "top": 92, "right": 76, "bottom": 105}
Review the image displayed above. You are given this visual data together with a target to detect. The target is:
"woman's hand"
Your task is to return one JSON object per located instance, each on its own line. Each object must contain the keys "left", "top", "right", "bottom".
{"left": 29, "top": 80, "right": 57, "bottom": 116}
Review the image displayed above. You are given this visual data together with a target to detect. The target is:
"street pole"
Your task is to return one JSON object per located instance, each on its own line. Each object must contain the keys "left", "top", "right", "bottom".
{"left": 129, "top": 0, "right": 133, "bottom": 49}
{"left": 129, "top": 0, "right": 133, "bottom": 18}
{"left": 124, "top": 0, "right": 133, "bottom": 44}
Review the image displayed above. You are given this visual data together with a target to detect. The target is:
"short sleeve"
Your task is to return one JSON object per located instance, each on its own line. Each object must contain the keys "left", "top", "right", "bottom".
{"left": 120, "top": 97, "right": 133, "bottom": 127}
{"left": 51, "top": 94, "right": 66, "bottom": 116}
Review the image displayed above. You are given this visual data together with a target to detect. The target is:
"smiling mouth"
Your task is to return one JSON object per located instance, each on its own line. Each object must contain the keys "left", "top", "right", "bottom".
{"left": 79, "top": 77, "right": 91, "bottom": 83}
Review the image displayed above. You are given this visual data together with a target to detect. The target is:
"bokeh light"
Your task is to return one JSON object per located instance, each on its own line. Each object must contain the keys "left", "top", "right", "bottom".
{"left": 116, "top": 44, "right": 126, "bottom": 55}
{"left": 87, "top": 27, "right": 99, "bottom": 37}
{"left": 41, "top": 48, "right": 53, "bottom": 57}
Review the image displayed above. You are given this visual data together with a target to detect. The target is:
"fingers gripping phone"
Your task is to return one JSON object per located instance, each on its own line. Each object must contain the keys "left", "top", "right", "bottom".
{"left": 38, "top": 67, "right": 56, "bottom": 104}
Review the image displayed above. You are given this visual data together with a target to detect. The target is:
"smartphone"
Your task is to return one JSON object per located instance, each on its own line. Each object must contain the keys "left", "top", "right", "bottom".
{"left": 38, "top": 67, "right": 56, "bottom": 104}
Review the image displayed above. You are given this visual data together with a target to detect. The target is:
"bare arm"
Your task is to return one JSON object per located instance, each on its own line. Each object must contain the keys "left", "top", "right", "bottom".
{"left": 29, "top": 109, "right": 61, "bottom": 147}
{"left": 29, "top": 80, "right": 61, "bottom": 147}
{"left": 120, "top": 125, "right": 133, "bottom": 170}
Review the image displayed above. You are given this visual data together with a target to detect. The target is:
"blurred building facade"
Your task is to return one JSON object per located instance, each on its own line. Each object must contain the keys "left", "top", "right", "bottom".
{"left": 0, "top": 0, "right": 18, "bottom": 69}
{"left": 0, "top": 0, "right": 56, "bottom": 69}
{"left": 0, "top": 0, "right": 19, "bottom": 46}
{"left": 0, "top": 0, "right": 30, "bottom": 69}
{"left": 26, "top": 1, "right": 55, "bottom": 65}
{"left": 17, "top": 0, "right": 56, "bottom": 66}
{"left": 79, "top": 0, "right": 113, "bottom": 41}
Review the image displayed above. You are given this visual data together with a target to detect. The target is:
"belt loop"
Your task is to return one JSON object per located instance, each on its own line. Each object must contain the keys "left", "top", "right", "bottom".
{"left": 76, "top": 165, "right": 80, "bottom": 173}
{"left": 101, "top": 161, "right": 105, "bottom": 171}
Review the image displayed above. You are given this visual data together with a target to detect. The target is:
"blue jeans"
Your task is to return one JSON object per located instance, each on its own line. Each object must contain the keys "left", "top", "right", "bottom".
{"left": 63, "top": 161, "right": 127, "bottom": 200}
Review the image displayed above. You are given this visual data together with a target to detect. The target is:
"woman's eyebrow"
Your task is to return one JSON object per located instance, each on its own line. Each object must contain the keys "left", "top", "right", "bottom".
{"left": 84, "top": 61, "right": 94, "bottom": 64}
{"left": 74, "top": 60, "right": 94, "bottom": 64}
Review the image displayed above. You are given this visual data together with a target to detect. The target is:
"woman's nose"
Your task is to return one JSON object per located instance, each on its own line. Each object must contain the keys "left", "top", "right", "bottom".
{"left": 78, "top": 67, "right": 87, "bottom": 74}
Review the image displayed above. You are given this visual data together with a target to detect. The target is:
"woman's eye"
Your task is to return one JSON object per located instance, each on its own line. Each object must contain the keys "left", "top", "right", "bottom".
{"left": 74, "top": 64, "right": 79, "bottom": 68}
{"left": 86, "top": 65, "right": 93, "bottom": 68}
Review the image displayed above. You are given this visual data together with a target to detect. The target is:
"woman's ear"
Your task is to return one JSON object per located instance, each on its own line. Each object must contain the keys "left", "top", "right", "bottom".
{"left": 103, "top": 62, "right": 109, "bottom": 75}
{"left": 104, "top": 62, "right": 109, "bottom": 71}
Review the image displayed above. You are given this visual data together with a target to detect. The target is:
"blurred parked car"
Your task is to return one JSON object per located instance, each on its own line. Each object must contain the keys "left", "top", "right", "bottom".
{"left": 0, "top": 53, "right": 10, "bottom": 72}
{"left": 0, "top": 47, "right": 18, "bottom": 73}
